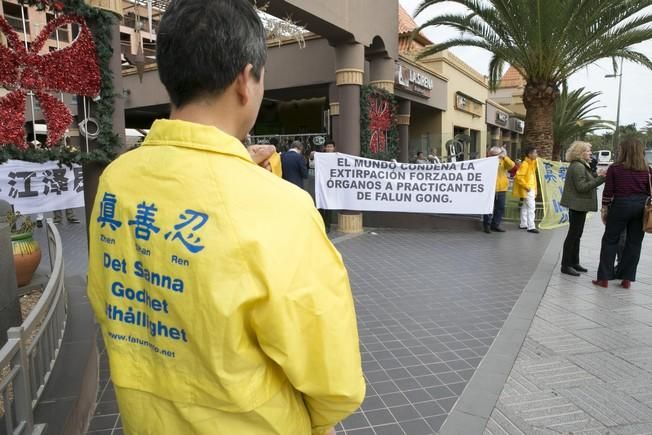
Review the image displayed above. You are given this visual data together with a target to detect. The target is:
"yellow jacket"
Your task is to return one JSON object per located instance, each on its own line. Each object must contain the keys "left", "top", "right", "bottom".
{"left": 496, "top": 156, "right": 515, "bottom": 192}
{"left": 512, "top": 157, "right": 538, "bottom": 198}
{"left": 87, "top": 119, "right": 365, "bottom": 435}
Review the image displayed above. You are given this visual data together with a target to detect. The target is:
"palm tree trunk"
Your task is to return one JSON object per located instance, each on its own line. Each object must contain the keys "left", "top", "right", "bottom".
{"left": 523, "top": 81, "right": 560, "bottom": 160}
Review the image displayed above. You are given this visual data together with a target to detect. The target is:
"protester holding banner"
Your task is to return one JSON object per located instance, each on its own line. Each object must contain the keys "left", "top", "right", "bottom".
{"left": 318, "top": 140, "right": 336, "bottom": 233}
{"left": 87, "top": 2, "right": 364, "bottom": 434}
{"left": 559, "top": 141, "right": 606, "bottom": 276}
{"left": 513, "top": 147, "right": 540, "bottom": 233}
{"left": 483, "top": 146, "right": 515, "bottom": 233}
{"left": 594, "top": 138, "right": 652, "bottom": 289}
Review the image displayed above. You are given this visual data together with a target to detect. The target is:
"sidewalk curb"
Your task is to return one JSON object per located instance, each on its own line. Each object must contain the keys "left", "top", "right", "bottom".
{"left": 438, "top": 229, "right": 565, "bottom": 435}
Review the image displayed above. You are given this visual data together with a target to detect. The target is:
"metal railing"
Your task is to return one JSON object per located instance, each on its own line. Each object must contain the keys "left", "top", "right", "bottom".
{"left": 0, "top": 219, "right": 67, "bottom": 435}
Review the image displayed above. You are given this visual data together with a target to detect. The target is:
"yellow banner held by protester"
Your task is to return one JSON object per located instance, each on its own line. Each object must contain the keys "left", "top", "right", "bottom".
{"left": 537, "top": 159, "right": 570, "bottom": 230}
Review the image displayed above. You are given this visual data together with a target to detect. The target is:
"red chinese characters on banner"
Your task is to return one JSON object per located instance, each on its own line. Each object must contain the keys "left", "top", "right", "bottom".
{"left": 367, "top": 96, "right": 392, "bottom": 154}
{"left": 0, "top": 14, "right": 100, "bottom": 149}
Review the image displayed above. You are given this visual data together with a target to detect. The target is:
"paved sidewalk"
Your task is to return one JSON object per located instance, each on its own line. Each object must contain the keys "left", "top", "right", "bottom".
{"left": 86, "top": 223, "right": 553, "bottom": 435}
{"left": 486, "top": 216, "right": 652, "bottom": 434}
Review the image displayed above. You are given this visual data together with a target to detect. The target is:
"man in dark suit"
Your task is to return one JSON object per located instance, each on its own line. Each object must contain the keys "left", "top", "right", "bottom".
{"left": 281, "top": 141, "right": 308, "bottom": 188}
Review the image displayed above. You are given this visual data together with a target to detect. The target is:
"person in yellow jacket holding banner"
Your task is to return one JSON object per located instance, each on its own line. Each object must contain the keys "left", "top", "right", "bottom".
{"left": 513, "top": 147, "right": 540, "bottom": 233}
{"left": 483, "top": 146, "right": 515, "bottom": 233}
{"left": 86, "top": 1, "right": 364, "bottom": 434}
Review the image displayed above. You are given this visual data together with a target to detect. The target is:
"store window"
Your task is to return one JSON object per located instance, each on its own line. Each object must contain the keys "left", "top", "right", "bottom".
{"left": 47, "top": 13, "right": 70, "bottom": 43}
{"left": 3, "top": 2, "right": 30, "bottom": 34}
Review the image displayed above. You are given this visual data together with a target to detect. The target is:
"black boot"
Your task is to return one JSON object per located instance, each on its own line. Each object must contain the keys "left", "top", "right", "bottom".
{"left": 573, "top": 265, "right": 588, "bottom": 273}
{"left": 561, "top": 266, "right": 580, "bottom": 276}
{"left": 483, "top": 224, "right": 491, "bottom": 234}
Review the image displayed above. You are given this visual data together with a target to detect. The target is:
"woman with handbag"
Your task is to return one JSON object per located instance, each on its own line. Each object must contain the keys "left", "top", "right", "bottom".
{"left": 559, "top": 141, "right": 606, "bottom": 276}
{"left": 594, "top": 138, "right": 652, "bottom": 289}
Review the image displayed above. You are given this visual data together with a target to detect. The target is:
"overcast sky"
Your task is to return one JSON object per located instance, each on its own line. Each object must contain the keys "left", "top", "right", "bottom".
{"left": 399, "top": 0, "right": 652, "bottom": 130}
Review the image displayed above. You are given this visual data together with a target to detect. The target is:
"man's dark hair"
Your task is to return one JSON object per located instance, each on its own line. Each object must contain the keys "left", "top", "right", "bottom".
{"left": 523, "top": 146, "right": 537, "bottom": 158}
{"left": 417, "top": 151, "right": 423, "bottom": 157}
{"left": 157, "top": 0, "right": 267, "bottom": 108}
{"left": 291, "top": 141, "right": 304, "bottom": 150}
{"left": 325, "top": 138, "right": 335, "bottom": 147}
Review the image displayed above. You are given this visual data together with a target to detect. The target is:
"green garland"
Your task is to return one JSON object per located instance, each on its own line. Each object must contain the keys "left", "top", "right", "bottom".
{"left": 0, "top": 0, "right": 120, "bottom": 166}
{"left": 360, "top": 85, "right": 399, "bottom": 161}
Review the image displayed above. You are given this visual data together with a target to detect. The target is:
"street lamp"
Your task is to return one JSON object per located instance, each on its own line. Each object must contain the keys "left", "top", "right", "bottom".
{"left": 605, "top": 58, "right": 624, "bottom": 150}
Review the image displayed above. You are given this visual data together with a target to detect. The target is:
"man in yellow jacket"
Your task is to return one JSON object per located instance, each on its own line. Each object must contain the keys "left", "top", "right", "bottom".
{"left": 512, "top": 146, "right": 540, "bottom": 233}
{"left": 483, "top": 146, "right": 515, "bottom": 233}
{"left": 86, "top": 1, "right": 365, "bottom": 434}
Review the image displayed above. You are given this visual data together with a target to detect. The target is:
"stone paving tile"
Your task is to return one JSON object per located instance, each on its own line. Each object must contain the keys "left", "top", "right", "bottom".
{"left": 487, "top": 215, "right": 652, "bottom": 434}
{"left": 497, "top": 391, "right": 607, "bottom": 433}
{"left": 558, "top": 384, "right": 652, "bottom": 427}
{"left": 568, "top": 352, "right": 650, "bottom": 384}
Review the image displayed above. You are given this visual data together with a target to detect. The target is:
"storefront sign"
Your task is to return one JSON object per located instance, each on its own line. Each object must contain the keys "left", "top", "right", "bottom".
{"left": 496, "top": 111, "right": 509, "bottom": 126}
{"left": 538, "top": 159, "right": 570, "bottom": 230}
{"left": 510, "top": 118, "right": 525, "bottom": 134}
{"left": 455, "top": 92, "right": 483, "bottom": 117}
{"left": 0, "top": 160, "right": 84, "bottom": 214}
{"left": 315, "top": 153, "right": 498, "bottom": 214}
{"left": 395, "top": 63, "right": 432, "bottom": 97}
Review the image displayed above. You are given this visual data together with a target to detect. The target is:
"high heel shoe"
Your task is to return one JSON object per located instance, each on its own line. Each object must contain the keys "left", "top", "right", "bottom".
{"left": 621, "top": 280, "right": 631, "bottom": 289}
{"left": 592, "top": 280, "right": 608, "bottom": 288}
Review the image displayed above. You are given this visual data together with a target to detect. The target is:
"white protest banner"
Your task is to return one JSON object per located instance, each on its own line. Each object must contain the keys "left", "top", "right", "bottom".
{"left": 0, "top": 160, "right": 84, "bottom": 214}
{"left": 315, "top": 153, "right": 499, "bottom": 214}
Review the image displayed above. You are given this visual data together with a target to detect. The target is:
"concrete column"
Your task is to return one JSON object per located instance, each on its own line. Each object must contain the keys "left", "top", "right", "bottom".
{"left": 369, "top": 56, "right": 395, "bottom": 94}
{"left": 397, "top": 100, "right": 411, "bottom": 163}
{"left": 83, "top": 17, "right": 126, "bottom": 233}
{"left": 334, "top": 43, "right": 365, "bottom": 233}
{"left": 328, "top": 82, "right": 340, "bottom": 145}
{"left": 335, "top": 43, "right": 364, "bottom": 157}
{"left": 0, "top": 222, "right": 21, "bottom": 347}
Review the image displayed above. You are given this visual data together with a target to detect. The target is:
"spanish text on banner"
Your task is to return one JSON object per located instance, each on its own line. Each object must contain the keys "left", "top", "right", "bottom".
{"left": 0, "top": 160, "right": 84, "bottom": 214}
{"left": 315, "top": 153, "right": 499, "bottom": 214}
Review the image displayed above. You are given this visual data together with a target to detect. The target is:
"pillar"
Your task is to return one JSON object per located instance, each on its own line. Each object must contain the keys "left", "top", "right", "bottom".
{"left": 328, "top": 82, "right": 340, "bottom": 146}
{"left": 334, "top": 43, "right": 365, "bottom": 233}
{"left": 369, "top": 56, "right": 395, "bottom": 94}
{"left": 335, "top": 43, "right": 364, "bottom": 157}
{"left": 0, "top": 221, "right": 21, "bottom": 347}
{"left": 82, "top": 5, "right": 126, "bottom": 232}
{"left": 397, "top": 100, "right": 411, "bottom": 163}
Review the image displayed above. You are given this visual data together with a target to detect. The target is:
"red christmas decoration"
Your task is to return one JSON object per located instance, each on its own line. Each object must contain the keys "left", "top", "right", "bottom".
{"left": 367, "top": 96, "right": 392, "bottom": 154}
{"left": 0, "top": 14, "right": 100, "bottom": 149}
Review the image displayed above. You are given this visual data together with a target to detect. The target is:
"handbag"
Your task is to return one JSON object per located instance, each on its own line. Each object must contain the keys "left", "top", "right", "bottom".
{"left": 644, "top": 172, "right": 652, "bottom": 233}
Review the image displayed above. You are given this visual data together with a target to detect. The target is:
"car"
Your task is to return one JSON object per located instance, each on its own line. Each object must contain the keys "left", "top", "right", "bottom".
{"left": 595, "top": 150, "right": 613, "bottom": 166}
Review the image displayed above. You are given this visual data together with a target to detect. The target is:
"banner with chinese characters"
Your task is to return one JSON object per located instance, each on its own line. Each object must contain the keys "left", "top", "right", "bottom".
{"left": 315, "top": 153, "right": 498, "bottom": 214}
{"left": 0, "top": 160, "right": 84, "bottom": 214}
{"left": 537, "top": 159, "right": 569, "bottom": 230}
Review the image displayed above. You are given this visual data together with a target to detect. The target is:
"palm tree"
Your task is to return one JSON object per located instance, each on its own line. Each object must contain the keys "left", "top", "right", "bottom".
{"left": 414, "top": 0, "right": 652, "bottom": 160}
{"left": 553, "top": 86, "right": 613, "bottom": 159}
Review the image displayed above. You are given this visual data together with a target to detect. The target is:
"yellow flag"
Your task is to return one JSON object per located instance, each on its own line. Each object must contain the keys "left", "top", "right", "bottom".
{"left": 537, "top": 158, "right": 570, "bottom": 230}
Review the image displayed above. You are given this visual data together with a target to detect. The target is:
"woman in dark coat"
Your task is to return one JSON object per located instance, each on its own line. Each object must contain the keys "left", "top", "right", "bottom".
{"left": 594, "top": 138, "right": 652, "bottom": 289}
{"left": 560, "top": 141, "right": 606, "bottom": 276}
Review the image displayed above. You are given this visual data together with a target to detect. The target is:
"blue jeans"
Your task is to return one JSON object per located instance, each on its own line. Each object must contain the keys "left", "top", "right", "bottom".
{"left": 483, "top": 191, "right": 506, "bottom": 228}
{"left": 597, "top": 196, "right": 647, "bottom": 281}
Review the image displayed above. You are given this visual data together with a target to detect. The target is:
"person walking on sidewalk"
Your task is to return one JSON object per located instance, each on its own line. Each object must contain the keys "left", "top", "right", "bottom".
{"left": 559, "top": 141, "right": 606, "bottom": 276}
{"left": 483, "top": 146, "right": 515, "bottom": 233}
{"left": 87, "top": 1, "right": 364, "bottom": 434}
{"left": 53, "top": 208, "right": 80, "bottom": 224}
{"left": 513, "top": 147, "right": 540, "bottom": 233}
{"left": 593, "top": 138, "right": 652, "bottom": 289}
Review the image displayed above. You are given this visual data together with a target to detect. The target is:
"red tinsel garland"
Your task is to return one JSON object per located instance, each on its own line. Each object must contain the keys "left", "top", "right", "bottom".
{"left": 367, "top": 96, "right": 392, "bottom": 154}
{"left": 0, "top": 14, "right": 100, "bottom": 149}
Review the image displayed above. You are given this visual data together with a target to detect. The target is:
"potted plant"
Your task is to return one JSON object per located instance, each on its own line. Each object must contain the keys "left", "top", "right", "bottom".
{"left": 6, "top": 211, "right": 41, "bottom": 287}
